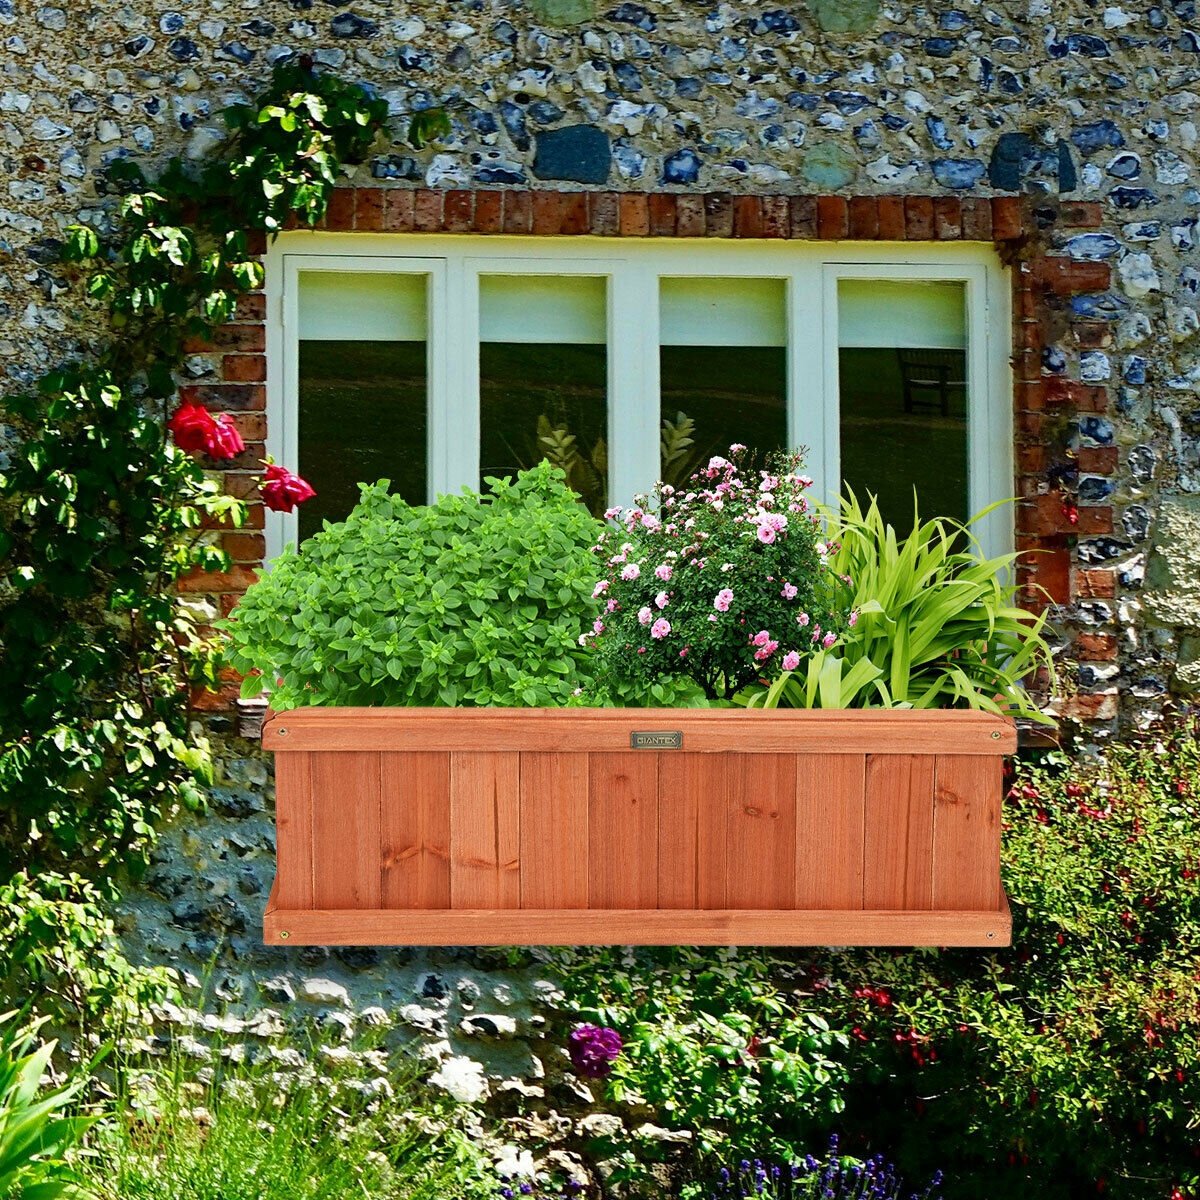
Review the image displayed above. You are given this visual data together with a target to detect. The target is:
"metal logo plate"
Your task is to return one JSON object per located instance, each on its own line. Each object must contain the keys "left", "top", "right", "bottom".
{"left": 630, "top": 730, "right": 683, "bottom": 750}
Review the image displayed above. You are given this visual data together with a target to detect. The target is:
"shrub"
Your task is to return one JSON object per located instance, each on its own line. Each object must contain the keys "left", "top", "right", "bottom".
{"left": 816, "top": 720, "right": 1200, "bottom": 1200}
{"left": 739, "top": 492, "right": 1052, "bottom": 719}
{"left": 549, "top": 947, "right": 850, "bottom": 1186}
{"left": 84, "top": 1044, "right": 490, "bottom": 1200}
{"left": 226, "top": 464, "right": 603, "bottom": 709}
{"left": 588, "top": 448, "right": 848, "bottom": 701}
{"left": 0, "top": 1013, "right": 96, "bottom": 1200}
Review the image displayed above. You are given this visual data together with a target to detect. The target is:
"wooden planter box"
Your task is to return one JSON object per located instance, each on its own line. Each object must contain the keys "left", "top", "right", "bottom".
{"left": 263, "top": 708, "right": 1014, "bottom": 947}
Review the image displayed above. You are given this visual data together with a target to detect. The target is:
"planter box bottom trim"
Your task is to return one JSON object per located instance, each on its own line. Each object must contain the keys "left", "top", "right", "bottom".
{"left": 264, "top": 886, "right": 1012, "bottom": 947}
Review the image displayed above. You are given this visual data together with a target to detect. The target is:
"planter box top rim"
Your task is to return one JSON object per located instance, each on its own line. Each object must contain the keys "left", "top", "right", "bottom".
{"left": 262, "top": 706, "right": 1017, "bottom": 755}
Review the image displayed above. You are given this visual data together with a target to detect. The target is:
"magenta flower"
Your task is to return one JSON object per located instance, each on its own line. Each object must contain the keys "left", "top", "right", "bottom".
{"left": 822, "top": 631, "right": 837, "bottom": 648}
{"left": 651, "top": 617, "right": 671, "bottom": 639}
{"left": 782, "top": 650, "right": 801, "bottom": 671}
{"left": 569, "top": 1024, "right": 623, "bottom": 1079}
{"left": 848, "top": 609, "right": 860, "bottom": 627}
{"left": 753, "top": 640, "right": 779, "bottom": 662}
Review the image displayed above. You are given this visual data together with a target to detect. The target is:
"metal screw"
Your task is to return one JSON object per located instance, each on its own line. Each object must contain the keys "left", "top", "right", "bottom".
{"left": 991, "top": 730, "right": 1002, "bottom": 740}
{"left": 277, "top": 727, "right": 288, "bottom": 737}
{"left": 279, "top": 930, "right": 290, "bottom": 940}
{"left": 986, "top": 931, "right": 996, "bottom": 939}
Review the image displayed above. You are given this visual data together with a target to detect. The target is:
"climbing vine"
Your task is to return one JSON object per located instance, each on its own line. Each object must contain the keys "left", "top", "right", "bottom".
{"left": 0, "top": 62, "right": 422, "bottom": 1020}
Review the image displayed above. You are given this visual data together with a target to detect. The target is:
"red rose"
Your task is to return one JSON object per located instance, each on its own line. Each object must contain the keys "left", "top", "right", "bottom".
{"left": 168, "top": 402, "right": 218, "bottom": 452}
{"left": 261, "top": 463, "right": 316, "bottom": 513}
{"left": 204, "top": 413, "right": 245, "bottom": 460}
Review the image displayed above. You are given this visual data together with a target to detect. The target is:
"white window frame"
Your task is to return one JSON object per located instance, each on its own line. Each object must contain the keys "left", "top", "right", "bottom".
{"left": 264, "top": 234, "right": 1012, "bottom": 562}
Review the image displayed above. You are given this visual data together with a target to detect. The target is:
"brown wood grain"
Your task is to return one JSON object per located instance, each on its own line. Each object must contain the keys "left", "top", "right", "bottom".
{"left": 520, "top": 752, "right": 589, "bottom": 908}
{"left": 795, "top": 754, "right": 866, "bottom": 909}
{"left": 726, "top": 754, "right": 797, "bottom": 909}
{"left": 310, "top": 751, "right": 381, "bottom": 909}
{"left": 273, "top": 752, "right": 314, "bottom": 909}
{"left": 932, "top": 755, "right": 1003, "bottom": 910}
{"left": 262, "top": 707, "right": 1016, "bottom": 755}
{"left": 657, "top": 753, "right": 728, "bottom": 909}
{"left": 863, "top": 754, "right": 935, "bottom": 910}
{"left": 588, "top": 753, "right": 658, "bottom": 908}
{"left": 264, "top": 898, "right": 1012, "bottom": 947}
{"left": 380, "top": 751, "right": 450, "bottom": 909}
{"left": 449, "top": 751, "right": 520, "bottom": 909}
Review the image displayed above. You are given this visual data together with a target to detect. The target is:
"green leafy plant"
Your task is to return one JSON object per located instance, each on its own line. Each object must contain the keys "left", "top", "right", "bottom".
{"left": 0, "top": 63, "right": 431, "bottom": 1025}
{"left": 551, "top": 947, "right": 850, "bottom": 1185}
{"left": 0, "top": 1013, "right": 97, "bottom": 1200}
{"left": 225, "top": 464, "right": 603, "bottom": 709}
{"left": 83, "top": 1041, "right": 490, "bottom": 1200}
{"left": 815, "top": 720, "right": 1200, "bottom": 1200}
{"left": 739, "top": 491, "right": 1052, "bottom": 719}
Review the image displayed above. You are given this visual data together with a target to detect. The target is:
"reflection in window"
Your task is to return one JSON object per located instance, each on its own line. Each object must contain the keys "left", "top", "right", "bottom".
{"left": 479, "top": 275, "right": 609, "bottom": 514}
{"left": 659, "top": 277, "right": 787, "bottom": 485}
{"left": 297, "top": 271, "right": 428, "bottom": 542}
{"left": 838, "top": 279, "right": 968, "bottom": 529}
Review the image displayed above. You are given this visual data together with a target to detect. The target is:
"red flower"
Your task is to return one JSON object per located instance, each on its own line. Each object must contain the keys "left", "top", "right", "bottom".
{"left": 261, "top": 463, "right": 316, "bottom": 512}
{"left": 206, "top": 413, "right": 245, "bottom": 460}
{"left": 169, "top": 401, "right": 217, "bottom": 452}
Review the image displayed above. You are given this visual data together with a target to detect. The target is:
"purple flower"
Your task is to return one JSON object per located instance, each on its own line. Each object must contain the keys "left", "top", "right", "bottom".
{"left": 569, "top": 1024, "right": 623, "bottom": 1079}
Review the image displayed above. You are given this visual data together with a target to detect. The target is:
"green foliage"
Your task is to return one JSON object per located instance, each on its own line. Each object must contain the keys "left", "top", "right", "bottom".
{"left": 225, "top": 464, "right": 603, "bottom": 708}
{"left": 739, "top": 491, "right": 1053, "bottom": 719}
{"left": 0, "top": 1013, "right": 97, "bottom": 1200}
{"left": 816, "top": 723, "right": 1200, "bottom": 1200}
{"left": 551, "top": 948, "right": 850, "bottom": 1186}
{"left": 83, "top": 1043, "right": 491, "bottom": 1200}
{"left": 0, "top": 873, "right": 175, "bottom": 1036}
{"left": 0, "top": 62, "right": 408, "bottom": 1026}
{"left": 590, "top": 448, "right": 849, "bottom": 701}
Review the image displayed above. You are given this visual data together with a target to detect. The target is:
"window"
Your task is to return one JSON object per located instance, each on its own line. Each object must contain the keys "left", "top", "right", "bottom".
{"left": 267, "top": 238, "right": 1010, "bottom": 558}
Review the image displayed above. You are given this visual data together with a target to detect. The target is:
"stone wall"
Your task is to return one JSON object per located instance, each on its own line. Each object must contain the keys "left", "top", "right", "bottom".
{"left": 5, "top": 0, "right": 1200, "bottom": 1125}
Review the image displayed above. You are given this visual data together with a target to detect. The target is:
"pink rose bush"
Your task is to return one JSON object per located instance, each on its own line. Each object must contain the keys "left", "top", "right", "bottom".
{"left": 586, "top": 446, "right": 850, "bottom": 700}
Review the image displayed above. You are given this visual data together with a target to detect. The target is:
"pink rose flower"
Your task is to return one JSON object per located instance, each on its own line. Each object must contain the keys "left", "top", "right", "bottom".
{"left": 593, "top": 618, "right": 605, "bottom": 635}
{"left": 655, "top": 591, "right": 669, "bottom": 609}
{"left": 823, "top": 631, "right": 837, "bottom": 648}
{"left": 797, "top": 612, "right": 810, "bottom": 627}
{"left": 848, "top": 609, "right": 859, "bottom": 627}
{"left": 650, "top": 617, "right": 671, "bottom": 640}
{"left": 655, "top": 563, "right": 673, "bottom": 581}
{"left": 592, "top": 580, "right": 609, "bottom": 598}
{"left": 753, "top": 640, "right": 779, "bottom": 662}
{"left": 714, "top": 588, "right": 734, "bottom": 612}
{"left": 638, "top": 606, "right": 653, "bottom": 626}
{"left": 752, "top": 630, "right": 772, "bottom": 647}
{"left": 781, "top": 582, "right": 798, "bottom": 600}
{"left": 756, "top": 524, "right": 776, "bottom": 544}
{"left": 782, "top": 650, "right": 801, "bottom": 671}
{"left": 621, "top": 563, "right": 641, "bottom": 581}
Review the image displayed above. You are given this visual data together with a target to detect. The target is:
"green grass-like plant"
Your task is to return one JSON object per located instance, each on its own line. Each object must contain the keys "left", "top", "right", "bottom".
{"left": 740, "top": 491, "right": 1053, "bottom": 720}
{"left": 83, "top": 1046, "right": 488, "bottom": 1200}
{"left": 0, "top": 1013, "right": 96, "bottom": 1200}
{"left": 225, "top": 463, "right": 602, "bottom": 709}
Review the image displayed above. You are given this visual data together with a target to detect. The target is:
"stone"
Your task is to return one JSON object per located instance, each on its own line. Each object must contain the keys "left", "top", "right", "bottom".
{"left": 577, "top": 1112, "right": 625, "bottom": 1138}
{"left": 533, "top": 124, "right": 611, "bottom": 184}
{"left": 1145, "top": 497, "right": 1200, "bottom": 629}
{"left": 661, "top": 147, "right": 701, "bottom": 185}
{"left": 806, "top": 0, "right": 880, "bottom": 34}
{"left": 300, "top": 978, "right": 351, "bottom": 1006}
{"left": 933, "top": 157, "right": 987, "bottom": 189}
{"left": 430, "top": 1055, "right": 489, "bottom": 1103}
{"left": 798, "top": 141, "right": 856, "bottom": 189}
{"left": 530, "top": 0, "right": 597, "bottom": 26}
{"left": 1176, "top": 636, "right": 1200, "bottom": 692}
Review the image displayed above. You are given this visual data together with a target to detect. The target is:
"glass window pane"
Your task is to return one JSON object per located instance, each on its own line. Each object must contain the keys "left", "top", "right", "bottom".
{"left": 838, "top": 279, "right": 968, "bottom": 528}
{"left": 297, "top": 270, "right": 428, "bottom": 542}
{"left": 479, "top": 274, "right": 609, "bottom": 515}
{"left": 659, "top": 277, "right": 787, "bottom": 484}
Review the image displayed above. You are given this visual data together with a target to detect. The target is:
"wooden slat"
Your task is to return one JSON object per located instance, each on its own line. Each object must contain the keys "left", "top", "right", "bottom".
{"left": 657, "top": 754, "right": 728, "bottom": 909}
{"left": 310, "top": 751, "right": 381, "bottom": 909}
{"left": 264, "top": 896, "right": 1012, "bottom": 947}
{"left": 726, "top": 754, "right": 797, "bottom": 909}
{"left": 449, "top": 752, "right": 520, "bottom": 909}
{"left": 520, "top": 752, "right": 589, "bottom": 909}
{"left": 588, "top": 753, "right": 658, "bottom": 908}
{"left": 273, "top": 752, "right": 314, "bottom": 909}
{"left": 863, "top": 754, "right": 935, "bottom": 910}
{"left": 795, "top": 755, "right": 866, "bottom": 909}
{"left": 380, "top": 752, "right": 450, "bottom": 910}
{"left": 263, "top": 707, "right": 1016, "bottom": 756}
{"left": 932, "top": 755, "right": 1003, "bottom": 910}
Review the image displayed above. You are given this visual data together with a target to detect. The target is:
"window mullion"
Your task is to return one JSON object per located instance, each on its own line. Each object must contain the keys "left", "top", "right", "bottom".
{"left": 789, "top": 258, "right": 835, "bottom": 507}
{"left": 608, "top": 261, "right": 659, "bottom": 509}
{"left": 434, "top": 256, "right": 476, "bottom": 499}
